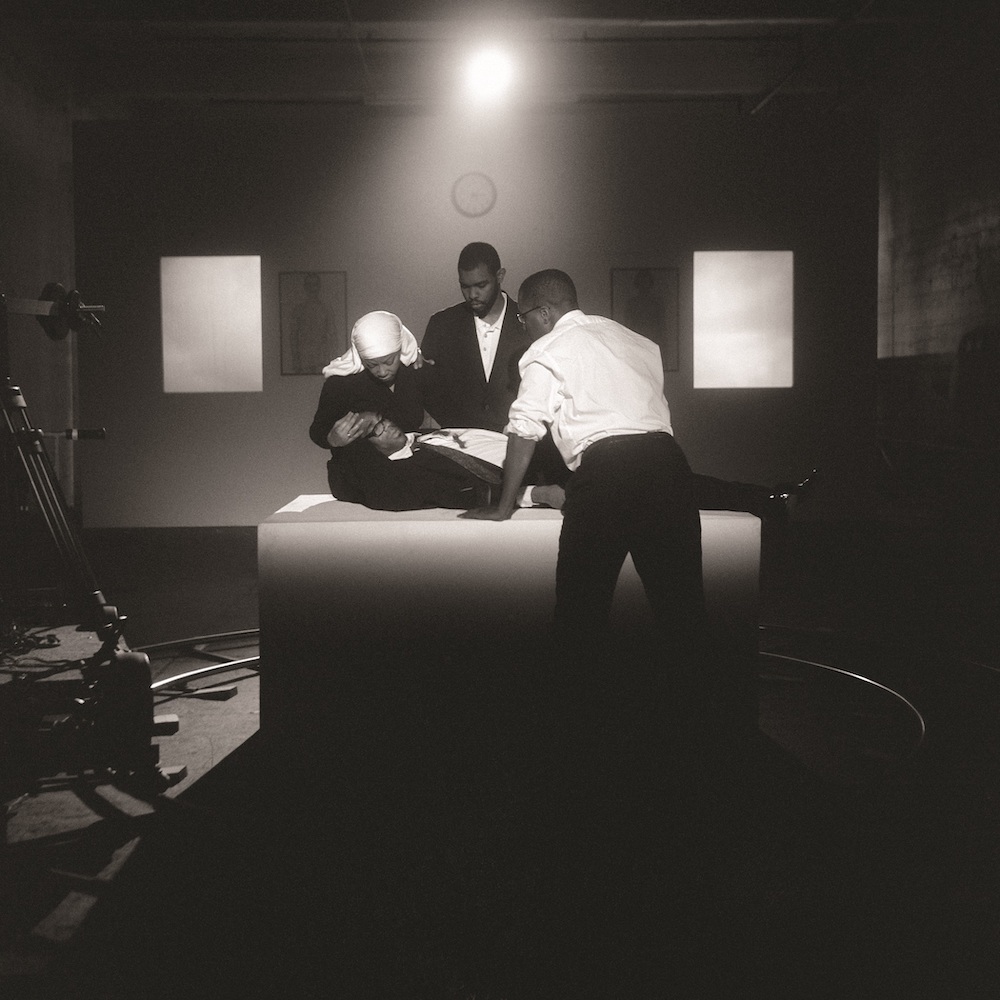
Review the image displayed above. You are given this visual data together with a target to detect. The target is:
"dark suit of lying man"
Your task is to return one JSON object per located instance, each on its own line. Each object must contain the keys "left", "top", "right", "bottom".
{"left": 324, "top": 419, "right": 566, "bottom": 512}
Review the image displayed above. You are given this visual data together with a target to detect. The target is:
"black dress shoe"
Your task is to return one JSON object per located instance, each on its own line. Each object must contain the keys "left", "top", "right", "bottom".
{"left": 763, "top": 468, "right": 819, "bottom": 520}
{"left": 760, "top": 492, "right": 791, "bottom": 522}
{"left": 781, "top": 468, "right": 819, "bottom": 501}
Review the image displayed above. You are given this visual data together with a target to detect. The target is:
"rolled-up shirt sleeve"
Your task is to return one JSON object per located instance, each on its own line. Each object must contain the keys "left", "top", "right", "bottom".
{"left": 504, "top": 360, "right": 559, "bottom": 442}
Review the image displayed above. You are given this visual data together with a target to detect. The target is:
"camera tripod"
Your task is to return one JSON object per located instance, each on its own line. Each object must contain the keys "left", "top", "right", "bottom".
{"left": 1, "top": 286, "right": 185, "bottom": 798}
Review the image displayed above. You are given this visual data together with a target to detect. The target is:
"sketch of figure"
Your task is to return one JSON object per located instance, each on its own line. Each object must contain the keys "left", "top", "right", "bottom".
{"left": 289, "top": 272, "right": 336, "bottom": 374}
{"left": 624, "top": 268, "right": 667, "bottom": 346}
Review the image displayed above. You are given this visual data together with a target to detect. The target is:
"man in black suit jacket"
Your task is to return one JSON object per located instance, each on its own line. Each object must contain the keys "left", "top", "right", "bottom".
{"left": 421, "top": 242, "right": 568, "bottom": 484}
{"left": 420, "top": 242, "right": 531, "bottom": 433}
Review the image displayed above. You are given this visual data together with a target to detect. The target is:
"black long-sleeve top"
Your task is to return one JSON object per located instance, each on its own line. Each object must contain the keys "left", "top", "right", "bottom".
{"left": 309, "top": 365, "right": 428, "bottom": 500}
{"left": 308, "top": 365, "right": 427, "bottom": 450}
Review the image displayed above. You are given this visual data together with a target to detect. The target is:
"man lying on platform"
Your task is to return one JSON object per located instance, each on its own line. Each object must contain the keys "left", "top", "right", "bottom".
{"left": 326, "top": 414, "right": 566, "bottom": 512}
{"left": 322, "top": 412, "right": 818, "bottom": 519}
{"left": 309, "top": 308, "right": 815, "bottom": 518}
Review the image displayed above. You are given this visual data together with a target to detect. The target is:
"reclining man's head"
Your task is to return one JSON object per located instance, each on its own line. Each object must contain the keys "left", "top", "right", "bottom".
{"left": 366, "top": 414, "right": 409, "bottom": 456}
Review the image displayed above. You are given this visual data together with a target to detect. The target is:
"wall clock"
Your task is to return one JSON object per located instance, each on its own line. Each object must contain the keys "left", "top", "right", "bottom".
{"left": 451, "top": 172, "right": 497, "bottom": 217}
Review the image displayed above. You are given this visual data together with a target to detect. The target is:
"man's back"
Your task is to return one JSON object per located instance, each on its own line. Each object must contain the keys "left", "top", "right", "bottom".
{"left": 511, "top": 310, "right": 673, "bottom": 470}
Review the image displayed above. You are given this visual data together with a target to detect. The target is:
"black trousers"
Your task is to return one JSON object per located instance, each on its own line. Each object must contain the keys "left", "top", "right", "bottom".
{"left": 554, "top": 432, "right": 705, "bottom": 657}
{"left": 692, "top": 473, "right": 772, "bottom": 518}
{"left": 525, "top": 434, "right": 715, "bottom": 901}
{"left": 327, "top": 443, "right": 487, "bottom": 511}
{"left": 541, "top": 432, "right": 758, "bottom": 765}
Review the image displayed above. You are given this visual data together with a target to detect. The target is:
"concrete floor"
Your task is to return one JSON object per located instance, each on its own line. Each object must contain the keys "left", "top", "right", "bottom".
{"left": 1, "top": 527, "right": 261, "bottom": 983}
{"left": 2, "top": 499, "right": 999, "bottom": 999}
{"left": 1, "top": 633, "right": 260, "bottom": 973}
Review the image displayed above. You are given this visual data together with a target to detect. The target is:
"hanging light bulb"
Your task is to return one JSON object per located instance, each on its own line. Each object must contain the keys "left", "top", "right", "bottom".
{"left": 465, "top": 48, "right": 515, "bottom": 103}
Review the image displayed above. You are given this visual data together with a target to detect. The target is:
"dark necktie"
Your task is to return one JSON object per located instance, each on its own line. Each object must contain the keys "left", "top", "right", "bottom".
{"left": 414, "top": 441, "right": 503, "bottom": 485}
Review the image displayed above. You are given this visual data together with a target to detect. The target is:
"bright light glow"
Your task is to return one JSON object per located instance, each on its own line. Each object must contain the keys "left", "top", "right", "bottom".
{"left": 465, "top": 48, "right": 515, "bottom": 103}
{"left": 161, "top": 255, "right": 263, "bottom": 393}
{"left": 693, "top": 250, "right": 794, "bottom": 388}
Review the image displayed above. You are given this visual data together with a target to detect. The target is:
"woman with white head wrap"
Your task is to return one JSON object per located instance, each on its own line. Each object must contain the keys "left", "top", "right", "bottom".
{"left": 321, "top": 310, "right": 421, "bottom": 377}
{"left": 309, "top": 311, "right": 430, "bottom": 503}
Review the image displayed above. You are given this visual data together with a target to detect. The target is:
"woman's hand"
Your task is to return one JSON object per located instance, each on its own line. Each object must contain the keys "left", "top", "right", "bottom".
{"left": 326, "top": 411, "right": 381, "bottom": 448}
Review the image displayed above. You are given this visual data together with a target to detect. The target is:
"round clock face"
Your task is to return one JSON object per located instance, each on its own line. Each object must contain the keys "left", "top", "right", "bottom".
{"left": 451, "top": 172, "right": 497, "bottom": 217}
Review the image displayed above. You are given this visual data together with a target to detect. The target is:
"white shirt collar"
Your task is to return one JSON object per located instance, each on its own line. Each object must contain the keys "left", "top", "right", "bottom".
{"left": 474, "top": 292, "right": 508, "bottom": 333}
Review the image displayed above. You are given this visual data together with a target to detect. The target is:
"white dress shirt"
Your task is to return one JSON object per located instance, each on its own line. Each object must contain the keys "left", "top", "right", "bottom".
{"left": 386, "top": 426, "right": 539, "bottom": 505}
{"left": 473, "top": 292, "right": 509, "bottom": 381}
{"left": 388, "top": 427, "right": 506, "bottom": 466}
{"left": 504, "top": 309, "right": 673, "bottom": 471}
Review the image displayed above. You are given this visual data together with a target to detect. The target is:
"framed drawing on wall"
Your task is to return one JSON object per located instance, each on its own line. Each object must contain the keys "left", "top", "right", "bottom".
{"left": 280, "top": 271, "right": 347, "bottom": 375}
{"left": 610, "top": 267, "right": 679, "bottom": 371}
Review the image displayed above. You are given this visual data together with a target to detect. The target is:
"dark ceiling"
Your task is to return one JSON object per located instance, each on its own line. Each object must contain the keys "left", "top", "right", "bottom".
{"left": 7, "top": 1, "right": 926, "bottom": 115}
{"left": 8, "top": 1, "right": 914, "bottom": 22}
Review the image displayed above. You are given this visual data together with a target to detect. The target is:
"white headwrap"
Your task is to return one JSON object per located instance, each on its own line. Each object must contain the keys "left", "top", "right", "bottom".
{"left": 322, "top": 310, "right": 420, "bottom": 377}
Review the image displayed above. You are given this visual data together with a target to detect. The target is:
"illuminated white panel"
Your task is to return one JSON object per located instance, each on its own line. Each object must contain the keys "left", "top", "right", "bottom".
{"left": 161, "top": 255, "right": 263, "bottom": 393}
{"left": 693, "top": 250, "right": 794, "bottom": 388}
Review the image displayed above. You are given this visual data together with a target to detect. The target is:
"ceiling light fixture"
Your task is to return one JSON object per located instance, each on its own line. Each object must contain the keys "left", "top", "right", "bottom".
{"left": 465, "top": 48, "right": 515, "bottom": 103}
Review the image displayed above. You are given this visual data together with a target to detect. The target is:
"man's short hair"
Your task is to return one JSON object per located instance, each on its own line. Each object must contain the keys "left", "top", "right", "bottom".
{"left": 519, "top": 269, "right": 579, "bottom": 310}
{"left": 458, "top": 242, "right": 502, "bottom": 275}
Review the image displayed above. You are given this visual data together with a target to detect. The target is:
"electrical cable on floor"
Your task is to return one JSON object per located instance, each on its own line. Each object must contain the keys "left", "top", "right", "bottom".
{"left": 1, "top": 623, "right": 62, "bottom": 664}
{"left": 138, "top": 630, "right": 260, "bottom": 700}
{"left": 758, "top": 650, "right": 927, "bottom": 751}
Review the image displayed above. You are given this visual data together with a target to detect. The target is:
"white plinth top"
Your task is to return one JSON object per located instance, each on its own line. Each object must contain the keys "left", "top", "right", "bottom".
{"left": 263, "top": 494, "right": 757, "bottom": 525}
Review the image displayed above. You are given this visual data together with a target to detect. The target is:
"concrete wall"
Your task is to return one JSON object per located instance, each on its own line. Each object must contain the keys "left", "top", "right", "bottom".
{"left": 7, "top": 10, "right": 997, "bottom": 528}
{"left": 878, "top": 6, "right": 1000, "bottom": 359}
{"left": 72, "top": 97, "right": 878, "bottom": 527}
{"left": 875, "top": 5, "right": 999, "bottom": 465}
{"left": 0, "top": 27, "right": 77, "bottom": 498}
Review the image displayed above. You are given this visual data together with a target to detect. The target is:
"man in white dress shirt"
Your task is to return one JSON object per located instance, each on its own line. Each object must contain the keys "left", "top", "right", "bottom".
{"left": 462, "top": 271, "right": 724, "bottom": 921}
{"left": 462, "top": 268, "right": 706, "bottom": 662}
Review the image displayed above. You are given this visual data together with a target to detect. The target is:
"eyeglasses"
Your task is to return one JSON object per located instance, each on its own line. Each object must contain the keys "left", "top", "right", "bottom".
{"left": 516, "top": 305, "right": 544, "bottom": 325}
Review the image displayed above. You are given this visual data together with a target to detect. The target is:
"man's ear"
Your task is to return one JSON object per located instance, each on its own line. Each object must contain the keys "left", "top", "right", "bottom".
{"left": 496, "top": 267, "right": 506, "bottom": 286}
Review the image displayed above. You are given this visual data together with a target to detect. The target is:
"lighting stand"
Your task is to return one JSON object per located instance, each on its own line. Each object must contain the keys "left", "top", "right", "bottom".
{"left": 1, "top": 288, "right": 185, "bottom": 799}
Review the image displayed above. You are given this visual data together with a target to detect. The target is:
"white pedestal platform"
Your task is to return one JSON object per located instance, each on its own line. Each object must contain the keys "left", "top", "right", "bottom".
{"left": 258, "top": 496, "right": 760, "bottom": 737}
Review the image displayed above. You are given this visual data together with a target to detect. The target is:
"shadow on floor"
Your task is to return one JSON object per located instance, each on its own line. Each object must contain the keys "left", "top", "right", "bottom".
{"left": 33, "top": 637, "right": 1000, "bottom": 1000}
{"left": 4, "top": 510, "right": 1000, "bottom": 999}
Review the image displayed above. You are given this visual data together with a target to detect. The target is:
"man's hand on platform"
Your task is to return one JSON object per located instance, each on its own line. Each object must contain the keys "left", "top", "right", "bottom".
{"left": 460, "top": 505, "right": 514, "bottom": 521}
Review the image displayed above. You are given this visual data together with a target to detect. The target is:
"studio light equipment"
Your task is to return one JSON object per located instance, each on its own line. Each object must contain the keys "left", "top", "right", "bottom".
{"left": 1, "top": 284, "right": 185, "bottom": 799}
